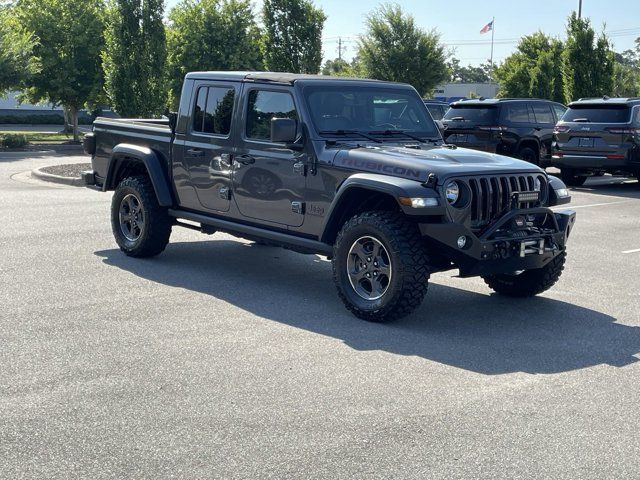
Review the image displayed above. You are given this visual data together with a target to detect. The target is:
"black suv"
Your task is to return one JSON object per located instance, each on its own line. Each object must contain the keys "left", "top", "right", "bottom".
{"left": 551, "top": 97, "right": 640, "bottom": 186}
{"left": 442, "top": 98, "right": 567, "bottom": 166}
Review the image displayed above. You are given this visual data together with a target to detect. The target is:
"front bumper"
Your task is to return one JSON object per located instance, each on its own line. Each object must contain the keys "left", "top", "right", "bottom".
{"left": 419, "top": 208, "right": 576, "bottom": 277}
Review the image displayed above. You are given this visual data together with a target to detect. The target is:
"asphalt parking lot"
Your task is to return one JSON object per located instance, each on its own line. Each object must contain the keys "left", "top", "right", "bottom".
{"left": 1, "top": 154, "right": 640, "bottom": 479}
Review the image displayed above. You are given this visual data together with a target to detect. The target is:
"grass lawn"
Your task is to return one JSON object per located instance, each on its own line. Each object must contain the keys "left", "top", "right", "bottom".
{"left": 0, "top": 131, "right": 79, "bottom": 144}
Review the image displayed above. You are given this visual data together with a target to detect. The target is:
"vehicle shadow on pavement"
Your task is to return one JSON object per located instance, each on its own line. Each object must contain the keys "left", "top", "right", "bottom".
{"left": 96, "top": 240, "right": 640, "bottom": 376}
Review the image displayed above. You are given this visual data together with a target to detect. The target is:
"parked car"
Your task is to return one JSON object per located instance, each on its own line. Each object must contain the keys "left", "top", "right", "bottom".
{"left": 83, "top": 72, "right": 574, "bottom": 322}
{"left": 423, "top": 99, "right": 449, "bottom": 132}
{"left": 550, "top": 97, "right": 640, "bottom": 186}
{"left": 442, "top": 98, "right": 567, "bottom": 166}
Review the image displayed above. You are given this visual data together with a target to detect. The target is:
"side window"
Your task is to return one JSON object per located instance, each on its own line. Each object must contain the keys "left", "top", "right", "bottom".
{"left": 504, "top": 103, "right": 532, "bottom": 123}
{"left": 192, "top": 86, "right": 235, "bottom": 135}
{"left": 552, "top": 104, "right": 567, "bottom": 121}
{"left": 532, "top": 103, "right": 555, "bottom": 124}
{"left": 246, "top": 90, "right": 298, "bottom": 141}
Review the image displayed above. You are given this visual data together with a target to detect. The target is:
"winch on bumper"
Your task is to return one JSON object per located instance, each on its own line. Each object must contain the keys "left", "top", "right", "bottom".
{"left": 419, "top": 207, "right": 576, "bottom": 277}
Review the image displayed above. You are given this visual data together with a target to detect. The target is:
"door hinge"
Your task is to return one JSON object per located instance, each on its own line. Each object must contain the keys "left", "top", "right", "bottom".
{"left": 293, "top": 162, "right": 307, "bottom": 176}
{"left": 291, "top": 201, "right": 305, "bottom": 214}
{"left": 219, "top": 186, "right": 231, "bottom": 200}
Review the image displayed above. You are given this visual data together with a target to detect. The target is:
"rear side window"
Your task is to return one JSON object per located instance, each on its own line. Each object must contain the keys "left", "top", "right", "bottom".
{"left": 246, "top": 90, "right": 298, "bottom": 140}
{"left": 425, "top": 104, "right": 446, "bottom": 120}
{"left": 552, "top": 104, "right": 567, "bottom": 121}
{"left": 443, "top": 106, "right": 498, "bottom": 123}
{"left": 531, "top": 103, "right": 555, "bottom": 124}
{"left": 503, "top": 103, "right": 532, "bottom": 123}
{"left": 193, "top": 86, "right": 235, "bottom": 135}
{"left": 563, "top": 105, "right": 631, "bottom": 123}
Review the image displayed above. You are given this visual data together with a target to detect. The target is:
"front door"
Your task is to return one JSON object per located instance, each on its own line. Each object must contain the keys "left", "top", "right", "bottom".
{"left": 182, "top": 81, "right": 237, "bottom": 213}
{"left": 232, "top": 86, "right": 306, "bottom": 227}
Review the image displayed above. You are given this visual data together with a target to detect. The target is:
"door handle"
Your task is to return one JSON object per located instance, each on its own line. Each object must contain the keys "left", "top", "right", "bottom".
{"left": 187, "top": 148, "right": 205, "bottom": 157}
{"left": 236, "top": 155, "right": 255, "bottom": 165}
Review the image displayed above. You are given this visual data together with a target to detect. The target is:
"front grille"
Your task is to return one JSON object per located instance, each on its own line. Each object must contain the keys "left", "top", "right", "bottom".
{"left": 458, "top": 174, "right": 547, "bottom": 229}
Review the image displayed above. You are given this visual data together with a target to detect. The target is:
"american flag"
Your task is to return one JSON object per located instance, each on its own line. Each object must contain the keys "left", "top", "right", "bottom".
{"left": 480, "top": 20, "right": 493, "bottom": 34}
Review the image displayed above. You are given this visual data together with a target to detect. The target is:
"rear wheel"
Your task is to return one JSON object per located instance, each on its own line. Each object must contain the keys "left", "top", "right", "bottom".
{"left": 111, "top": 176, "right": 172, "bottom": 257}
{"left": 517, "top": 145, "right": 539, "bottom": 165}
{"left": 332, "top": 211, "right": 430, "bottom": 322}
{"left": 482, "top": 251, "right": 566, "bottom": 297}
{"left": 560, "top": 168, "right": 588, "bottom": 187}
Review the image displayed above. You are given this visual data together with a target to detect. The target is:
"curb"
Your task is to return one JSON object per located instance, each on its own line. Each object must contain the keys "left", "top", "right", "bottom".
{"left": 31, "top": 166, "right": 85, "bottom": 187}
{"left": 0, "top": 150, "right": 56, "bottom": 159}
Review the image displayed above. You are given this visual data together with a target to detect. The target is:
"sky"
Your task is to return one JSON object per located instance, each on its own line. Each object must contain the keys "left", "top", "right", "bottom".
{"left": 165, "top": 0, "right": 640, "bottom": 67}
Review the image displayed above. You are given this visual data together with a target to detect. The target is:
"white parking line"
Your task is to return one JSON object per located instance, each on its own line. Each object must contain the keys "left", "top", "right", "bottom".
{"left": 551, "top": 200, "right": 633, "bottom": 210}
{"left": 622, "top": 248, "right": 640, "bottom": 254}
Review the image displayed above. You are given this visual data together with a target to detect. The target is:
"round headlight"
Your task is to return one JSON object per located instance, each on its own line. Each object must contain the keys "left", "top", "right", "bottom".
{"left": 445, "top": 181, "right": 460, "bottom": 204}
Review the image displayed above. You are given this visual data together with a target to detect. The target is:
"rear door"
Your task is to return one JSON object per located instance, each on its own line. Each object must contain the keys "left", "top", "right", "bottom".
{"left": 232, "top": 85, "right": 307, "bottom": 227}
{"left": 530, "top": 102, "right": 556, "bottom": 156}
{"left": 556, "top": 104, "right": 632, "bottom": 155}
{"left": 181, "top": 81, "right": 237, "bottom": 212}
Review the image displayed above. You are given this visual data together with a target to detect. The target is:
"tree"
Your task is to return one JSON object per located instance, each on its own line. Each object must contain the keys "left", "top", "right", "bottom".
{"left": 357, "top": 4, "right": 448, "bottom": 96}
{"left": 612, "top": 41, "right": 640, "bottom": 97}
{"left": 563, "top": 12, "right": 615, "bottom": 101}
{"left": 0, "top": 5, "right": 38, "bottom": 94}
{"left": 262, "top": 0, "right": 326, "bottom": 74}
{"left": 494, "top": 33, "right": 566, "bottom": 103}
{"left": 14, "top": 0, "right": 104, "bottom": 140}
{"left": 167, "top": 0, "right": 263, "bottom": 108}
{"left": 447, "top": 58, "right": 491, "bottom": 83}
{"left": 321, "top": 58, "right": 349, "bottom": 76}
{"left": 102, "top": 0, "right": 167, "bottom": 117}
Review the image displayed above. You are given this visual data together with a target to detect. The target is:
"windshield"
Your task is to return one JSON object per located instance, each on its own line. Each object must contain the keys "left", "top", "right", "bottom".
{"left": 425, "top": 103, "right": 447, "bottom": 120}
{"left": 303, "top": 85, "right": 439, "bottom": 138}
{"left": 443, "top": 106, "right": 498, "bottom": 124}
{"left": 562, "top": 105, "right": 631, "bottom": 123}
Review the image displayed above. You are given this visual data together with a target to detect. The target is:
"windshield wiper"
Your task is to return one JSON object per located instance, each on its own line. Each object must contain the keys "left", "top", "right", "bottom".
{"left": 368, "top": 129, "right": 442, "bottom": 145}
{"left": 318, "top": 129, "right": 382, "bottom": 143}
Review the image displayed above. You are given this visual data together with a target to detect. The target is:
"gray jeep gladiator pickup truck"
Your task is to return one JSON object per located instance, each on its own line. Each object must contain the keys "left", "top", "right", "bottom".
{"left": 83, "top": 71, "right": 576, "bottom": 322}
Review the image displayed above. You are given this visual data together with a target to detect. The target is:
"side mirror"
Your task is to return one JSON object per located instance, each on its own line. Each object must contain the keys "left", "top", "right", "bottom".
{"left": 271, "top": 118, "right": 297, "bottom": 143}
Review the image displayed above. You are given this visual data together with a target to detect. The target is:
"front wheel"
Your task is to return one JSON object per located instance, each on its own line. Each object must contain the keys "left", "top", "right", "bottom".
{"left": 111, "top": 176, "right": 172, "bottom": 257}
{"left": 332, "top": 211, "right": 430, "bottom": 322}
{"left": 482, "top": 251, "right": 566, "bottom": 297}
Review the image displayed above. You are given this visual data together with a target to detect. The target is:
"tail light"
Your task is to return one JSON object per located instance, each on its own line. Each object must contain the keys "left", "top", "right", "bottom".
{"left": 553, "top": 125, "right": 570, "bottom": 134}
{"left": 606, "top": 154, "right": 626, "bottom": 159}
{"left": 477, "top": 125, "right": 507, "bottom": 132}
{"left": 605, "top": 127, "right": 640, "bottom": 134}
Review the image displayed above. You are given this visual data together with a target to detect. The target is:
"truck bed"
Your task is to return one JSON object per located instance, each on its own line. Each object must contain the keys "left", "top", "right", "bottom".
{"left": 91, "top": 117, "right": 174, "bottom": 186}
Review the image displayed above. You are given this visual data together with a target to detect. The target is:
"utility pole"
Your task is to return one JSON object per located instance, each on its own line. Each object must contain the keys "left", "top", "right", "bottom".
{"left": 578, "top": 0, "right": 582, "bottom": 18}
{"left": 338, "top": 37, "right": 343, "bottom": 61}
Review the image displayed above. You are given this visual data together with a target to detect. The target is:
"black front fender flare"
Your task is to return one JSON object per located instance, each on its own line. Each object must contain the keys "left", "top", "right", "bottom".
{"left": 320, "top": 173, "right": 443, "bottom": 242}
{"left": 106, "top": 144, "right": 174, "bottom": 207}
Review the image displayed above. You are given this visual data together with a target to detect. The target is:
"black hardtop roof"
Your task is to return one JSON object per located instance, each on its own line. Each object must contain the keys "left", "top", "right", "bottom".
{"left": 184, "top": 71, "right": 392, "bottom": 86}
{"left": 568, "top": 97, "right": 640, "bottom": 107}
{"left": 450, "top": 98, "right": 562, "bottom": 107}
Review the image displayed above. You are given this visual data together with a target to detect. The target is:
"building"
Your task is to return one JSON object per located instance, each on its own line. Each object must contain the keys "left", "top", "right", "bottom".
{"left": 432, "top": 83, "right": 499, "bottom": 103}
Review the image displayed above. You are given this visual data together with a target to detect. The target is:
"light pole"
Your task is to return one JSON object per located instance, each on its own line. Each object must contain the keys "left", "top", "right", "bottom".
{"left": 578, "top": 0, "right": 583, "bottom": 18}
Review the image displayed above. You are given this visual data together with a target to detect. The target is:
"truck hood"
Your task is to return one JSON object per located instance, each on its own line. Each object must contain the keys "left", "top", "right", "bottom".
{"left": 331, "top": 144, "right": 542, "bottom": 183}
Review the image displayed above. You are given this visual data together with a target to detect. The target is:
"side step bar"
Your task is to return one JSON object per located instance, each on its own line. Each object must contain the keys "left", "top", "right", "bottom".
{"left": 168, "top": 209, "right": 333, "bottom": 256}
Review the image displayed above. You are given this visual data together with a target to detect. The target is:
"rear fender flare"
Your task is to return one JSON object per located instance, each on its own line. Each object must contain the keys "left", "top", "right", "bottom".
{"left": 106, "top": 144, "right": 174, "bottom": 207}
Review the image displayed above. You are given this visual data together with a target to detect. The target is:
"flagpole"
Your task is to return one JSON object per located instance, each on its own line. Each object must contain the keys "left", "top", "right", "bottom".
{"left": 489, "top": 17, "right": 495, "bottom": 83}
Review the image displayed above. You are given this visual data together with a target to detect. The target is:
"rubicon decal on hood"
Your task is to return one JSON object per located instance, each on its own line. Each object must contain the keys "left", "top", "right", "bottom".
{"left": 337, "top": 157, "right": 422, "bottom": 179}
